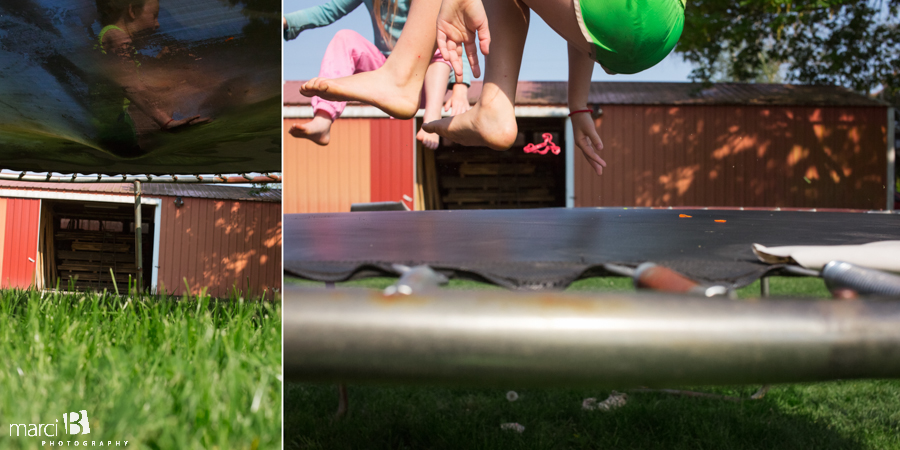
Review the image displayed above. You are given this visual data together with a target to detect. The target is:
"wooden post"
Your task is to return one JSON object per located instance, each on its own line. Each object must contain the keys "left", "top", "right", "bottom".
{"left": 134, "top": 180, "right": 143, "bottom": 293}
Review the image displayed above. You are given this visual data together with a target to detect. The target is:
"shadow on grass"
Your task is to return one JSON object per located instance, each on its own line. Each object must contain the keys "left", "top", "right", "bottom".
{"left": 284, "top": 383, "right": 886, "bottom": 450}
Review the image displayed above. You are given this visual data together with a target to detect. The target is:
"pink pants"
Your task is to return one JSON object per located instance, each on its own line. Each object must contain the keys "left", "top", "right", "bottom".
{"left": 313, "top": 29, "right": 448, "bottom": 120}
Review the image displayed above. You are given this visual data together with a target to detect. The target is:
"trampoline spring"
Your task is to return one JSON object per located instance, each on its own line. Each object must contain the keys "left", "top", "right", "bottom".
{"left": 822, "top": 261, "right": 900, "bottom": 297}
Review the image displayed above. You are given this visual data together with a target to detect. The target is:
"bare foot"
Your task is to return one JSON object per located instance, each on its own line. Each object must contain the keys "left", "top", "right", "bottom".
{"left": 422, "top": 96, "right": 517, "bottom": 150}
{"left": 416, "top": 127, "right": 440, "bottom": 150}
{"left": 289, "top": 113, "right": 332, "bottom": 146}
{"left": 301, "top": 71, "right": 423, "bottom": 120}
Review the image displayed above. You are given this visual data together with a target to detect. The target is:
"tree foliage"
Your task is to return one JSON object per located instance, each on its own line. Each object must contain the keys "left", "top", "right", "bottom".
{"left": 676, "top": 0, "right": 900, "bottom": 98}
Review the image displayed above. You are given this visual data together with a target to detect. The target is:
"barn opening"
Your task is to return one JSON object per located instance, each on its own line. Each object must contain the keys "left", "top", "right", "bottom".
{"left": 419, "top": 117, "right": 567, "bottom": 210}
{"left": 41, "top": 200, "right": 155, "bottom": 291}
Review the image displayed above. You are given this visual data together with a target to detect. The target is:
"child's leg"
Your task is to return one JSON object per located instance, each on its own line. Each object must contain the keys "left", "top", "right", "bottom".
{"left": 521, "top": 0, "right": 591, "bottom": 55}
{"left": 300, "top": 0, "right": 442, "bottom": 120}
{"left": 291, "top": 30, "right": 387, "bottom": 145}
{"left": 422, "top": 0, "right": 530, "bottom": 150}
{"left": 416, "top": 59, "right": 452, "bottom": 150}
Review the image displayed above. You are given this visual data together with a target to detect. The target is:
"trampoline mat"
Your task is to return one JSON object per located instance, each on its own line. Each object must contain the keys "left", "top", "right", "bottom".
{"left": 285, "top": 208, "right": 900, "bottom": 290}
{"left": 0, "top": 0, "right": 280, "bottom": 175}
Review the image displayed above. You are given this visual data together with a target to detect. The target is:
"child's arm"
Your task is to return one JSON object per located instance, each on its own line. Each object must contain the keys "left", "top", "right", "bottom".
{"left": 284, "top": 0, "right": 364, "bottom": 41}
{"left": 436, "top": 0, "right": 490, "bottom": 78}
{"left": 568, "top": 43, "right": 606, "bottom": 176}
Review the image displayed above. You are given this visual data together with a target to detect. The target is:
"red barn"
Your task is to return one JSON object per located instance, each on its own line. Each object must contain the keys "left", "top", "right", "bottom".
{"left": 0, "top": 182, "right": 281, "bottom": 298}
{"left": 284, "top": 81, "right": 895, "bottom": 212}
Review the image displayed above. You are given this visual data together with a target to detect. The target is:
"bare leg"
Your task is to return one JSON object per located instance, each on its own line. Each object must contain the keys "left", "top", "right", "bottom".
{"left": 300, "top": 0, "right": 442, "bottom": 120}
{"left": 417, "top": 62, "right": 451, "bottom": 150}
{"left": 522, "top": 0, "right": 591, "bottom": 55}
{"left": 289, "top": 110, "right": 333, "bottom": 145}
{"left": 422, "top": 0, "right": 530, "bottom": 150}
{"left": 335, "top": 383, "right": 348, "bottom": 418}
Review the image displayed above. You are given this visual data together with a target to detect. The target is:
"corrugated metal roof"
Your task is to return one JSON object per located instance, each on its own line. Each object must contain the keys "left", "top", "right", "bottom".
{"left": 284, "top": 81, "right": 887, "bottom": 107}
{"left": 0, "top": 181, "right": 281, "bottom": 202}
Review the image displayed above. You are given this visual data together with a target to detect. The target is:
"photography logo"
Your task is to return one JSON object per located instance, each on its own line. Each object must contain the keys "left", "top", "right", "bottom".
{"left": 9, "top": 409, "right": 128, "bottom": 447}
{"left": 63, "top": 410, "right": 91, "bottom": 435}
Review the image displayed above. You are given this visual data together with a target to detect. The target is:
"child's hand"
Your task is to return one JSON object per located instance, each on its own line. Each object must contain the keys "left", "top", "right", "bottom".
{"left": 436, "top": 0, "right": 490, "bottom": 79}
{"left": 571, "top": 112, "right": 606, "bottom": 175}
{"left": 165, "top": 115, "right": 211, "bottom": 132}
{"left": 443, "top": 83, "right": 470, "bottom": 116}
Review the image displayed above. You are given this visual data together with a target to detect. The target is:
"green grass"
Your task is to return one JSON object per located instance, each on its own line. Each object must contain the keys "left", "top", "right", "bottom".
{"left": 285, "top": 276, "right": 899, "bottom": 449}
{"left": 285, "top": 274, "right": 831, "bottom": 298}
{"left": 286, "top": 382, "right": 900, "bottom": 450}
{"left": 0, "top": 289, "right": 281, "bottom": 450}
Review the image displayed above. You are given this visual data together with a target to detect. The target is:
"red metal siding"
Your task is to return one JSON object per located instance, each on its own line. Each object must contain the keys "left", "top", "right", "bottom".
{"left": 0, "top": 198, "right": 6, "bottom": 280}
{"left": 575, "top": 105, "right": 887, "bottom": 209}
{"left": 283, "top": 118, "right": 371, "bottom": 213}
{"left": 156, "top": 196, "right": 281, "bottom": 298}
{"left": 1, "top": 198, "right": 40, "bottom": 289}
{"left": 370, "top": 118, "right": 415, "bottom": 207}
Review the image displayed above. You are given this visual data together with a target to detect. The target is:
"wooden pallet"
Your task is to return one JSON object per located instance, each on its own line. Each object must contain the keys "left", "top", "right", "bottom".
{"left": 443, "top": 189, "right": 555, "bottom": 204}
{"left": 58, "top": 263, "right": 137, "bottom": 273}
{"left": 58, "top": 272, "right": 133, "bottom": 283}
{"left": 57, "top": 250, "right": 133, "bottom": 263}
{"left": 442, "top": 176, "right": 556, "bottom": 189}
{"left": 459, "top": 163, "right": 537, "bottom": 176}
{"left": 54, "top": 228, "right": 136, "bottom": 291}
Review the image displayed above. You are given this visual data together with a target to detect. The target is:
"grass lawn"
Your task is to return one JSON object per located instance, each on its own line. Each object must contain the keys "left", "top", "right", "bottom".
{"left": 285, "top": 276, "right": 899, "bottom": 449}
{"left": 0, "top": 289, "right": 281, "bottom": 450}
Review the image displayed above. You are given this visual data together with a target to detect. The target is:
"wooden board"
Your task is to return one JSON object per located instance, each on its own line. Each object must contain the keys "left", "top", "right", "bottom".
{"left": 459, "top": 163, "right": 536, "bottom": 176}
{"left": 56, "top": 250, "right": 133, "bottom": 263}
{"left": 442, "top": 176, "right": 555, "bottom": 189}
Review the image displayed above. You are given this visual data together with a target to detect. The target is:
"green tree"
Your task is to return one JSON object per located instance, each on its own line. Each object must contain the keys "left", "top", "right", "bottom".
{"left": 677, "top": 1, "right": 900, "bottom": 97}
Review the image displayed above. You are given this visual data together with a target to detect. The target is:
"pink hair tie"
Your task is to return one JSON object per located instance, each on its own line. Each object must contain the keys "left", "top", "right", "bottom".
{"left": 523, "top": 133, "right": 561, "bottom": 155}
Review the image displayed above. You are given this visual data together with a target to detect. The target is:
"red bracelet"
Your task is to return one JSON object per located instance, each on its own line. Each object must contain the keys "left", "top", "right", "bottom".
{"left": 568, "top": 109, "right": 593, "bottom": 117}
{"left": 164, "top": 118, "right": 174, "bottom": 129}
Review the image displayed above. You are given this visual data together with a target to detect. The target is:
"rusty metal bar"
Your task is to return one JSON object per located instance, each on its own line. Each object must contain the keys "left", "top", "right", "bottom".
{"left": 633, "top": 262, "right": 728, "bottom": 297}
{"left": 284, "top": 287, "right": 900, "bottom": 387}
{"left": 0, "top": 172, "right": 281, "bottom": 184}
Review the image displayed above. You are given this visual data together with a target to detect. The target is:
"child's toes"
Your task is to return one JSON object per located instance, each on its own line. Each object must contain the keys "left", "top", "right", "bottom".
{"left": 300, "top": 78, "right": 322, "bottom": 95}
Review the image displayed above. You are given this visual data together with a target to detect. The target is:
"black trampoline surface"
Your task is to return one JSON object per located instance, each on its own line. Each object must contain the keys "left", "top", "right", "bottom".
{"left": 285, "top": 208, "right": 900, "bottom": 290}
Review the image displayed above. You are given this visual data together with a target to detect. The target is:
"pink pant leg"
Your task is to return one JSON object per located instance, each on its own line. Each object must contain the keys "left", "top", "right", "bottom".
{"left": 431, "top": 49, "right": 450, "bottom": 69}
{"left": 312, "top": 29, "right": 387, "bottom": 121}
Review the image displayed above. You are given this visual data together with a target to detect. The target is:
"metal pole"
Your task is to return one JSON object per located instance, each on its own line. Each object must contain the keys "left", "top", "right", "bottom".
{"left": 564, "top": 116, "right": 575, "bottom": 208}
{"left": 761, "top": 277, "right": 770, "bottom": 297}
{"left": 888, "top": 107, "right": 896, "bottom": 212}
{"left": 284, "top": 287, "right": 900, "bottom": 387}
{"left": 134, "top": 181, "right": 142, "bottom": 294}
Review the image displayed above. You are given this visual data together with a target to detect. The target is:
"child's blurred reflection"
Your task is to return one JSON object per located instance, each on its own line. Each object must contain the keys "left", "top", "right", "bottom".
{"left": 92, "top": 0, "right": 210, "bottom": 157}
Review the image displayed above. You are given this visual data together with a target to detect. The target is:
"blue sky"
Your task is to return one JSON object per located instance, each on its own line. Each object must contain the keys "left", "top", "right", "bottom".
{"left": 283, "top": 0, "right": 694, "bottom": 82}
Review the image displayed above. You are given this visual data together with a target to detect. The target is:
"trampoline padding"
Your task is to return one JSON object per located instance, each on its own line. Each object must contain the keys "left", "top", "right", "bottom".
{"left": 285, "top": 209, "right": 900, "bottom": 290}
